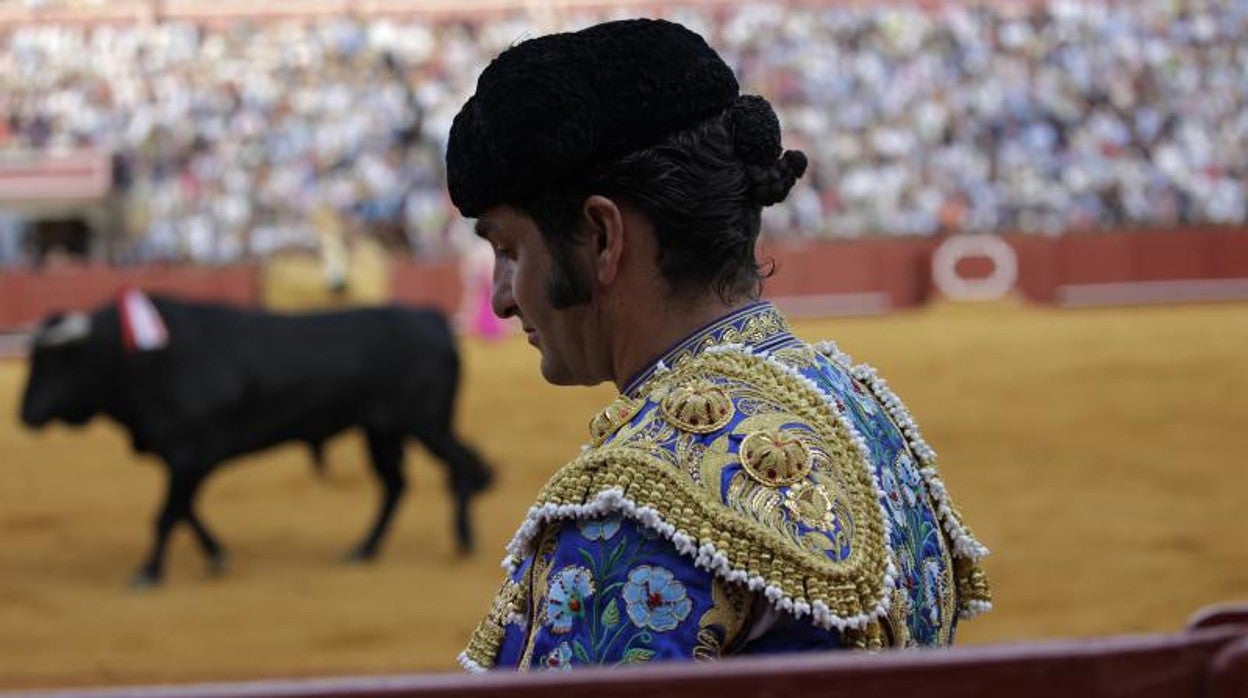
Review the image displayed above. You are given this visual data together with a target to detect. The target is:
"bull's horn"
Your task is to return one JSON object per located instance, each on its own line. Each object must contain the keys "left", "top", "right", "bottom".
{"left": 37, "top": 312, "right": 92, "bottom": 347}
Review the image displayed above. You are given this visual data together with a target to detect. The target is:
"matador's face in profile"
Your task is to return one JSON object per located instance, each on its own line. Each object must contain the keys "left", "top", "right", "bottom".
{"left": 476, "top": 205, "right": 603, "bottom": 387}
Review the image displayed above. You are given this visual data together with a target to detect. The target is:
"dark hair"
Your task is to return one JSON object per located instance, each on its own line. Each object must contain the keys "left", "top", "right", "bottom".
{"left": 520, "top": 98, "right": 808, "bottom": 308}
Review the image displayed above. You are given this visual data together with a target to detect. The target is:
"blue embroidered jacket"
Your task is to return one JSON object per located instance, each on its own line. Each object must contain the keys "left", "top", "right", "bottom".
{"left": 461, "top": 302, "right": 991, "bottom": 671}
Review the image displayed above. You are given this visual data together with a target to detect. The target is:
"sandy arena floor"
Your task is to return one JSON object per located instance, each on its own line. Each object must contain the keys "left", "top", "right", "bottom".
{"left": 1, "top": 300, "right": 1245, "bottom": 689}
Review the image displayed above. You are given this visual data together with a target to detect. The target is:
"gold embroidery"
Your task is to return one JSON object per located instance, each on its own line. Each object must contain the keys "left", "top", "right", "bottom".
{"left": 517, "top": 525, "right": 561, "bottom": 672}
{"left": 693, "top": 579, "right": 753, "bottom": 660}
{"left": 536, "top": 350, "right": 891, "bottom": 625}
{"left": 783, "top": 481, "right": 835, "bottom": 530}
{"left": 885, "top": 587, "right": 913, "bottom": 648}
{"left": 675, "top": 432, "right": 709, "bottom": 485}
{"left": 661, "top": 308, "right": 788, "bottom": 376}
{"left": 462, "top": 579, "right": 526, "bottom": 670}
{"left": 740, "top": 428, "right": 813, "bottom": 487}
{"left": 660, "top": 379, "right": 734, "bottom": 433}
{"left": 588, "top": 395, "right": 644, "bottom": 446}
{"left": 725, "top": 470, "right": 793, "bottom": 537}
{"left": 844, "top": 619, "right": 888, "bottom": 650}
{"left": 466, "top": 347, "right": 905, "bottom": 667}
{"left": 955, "top": 555, "right": 993, "bottom": 616}
{"left": 720, "top": 310, "right": 787, "bottom": 347}
{"left": 931, "top": 504, "right": 959, "bottom": 645}
{"left": 772, "top": 345, "right": 819, "bottom": 369}
{"left": 699, "top": 410, "right": 858, "bottom": 559}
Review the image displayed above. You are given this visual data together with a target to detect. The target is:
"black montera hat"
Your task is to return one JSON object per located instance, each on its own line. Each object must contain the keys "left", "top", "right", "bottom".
{"left": 447, "top": 19, "right": 741, "bottom": 218}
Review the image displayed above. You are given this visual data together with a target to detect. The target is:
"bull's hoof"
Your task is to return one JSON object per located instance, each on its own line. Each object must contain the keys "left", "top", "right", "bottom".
{"left": 342, "top": 548, "right": 378, "bottom": 565}
{"left": 128, "top": 570, "right": 162, "bottom": 592}
{"left": 207, "top": 551, "right": 230, "bottom": 577}
{"left": 454, "top": 533, "right": 476, "bottom": 558}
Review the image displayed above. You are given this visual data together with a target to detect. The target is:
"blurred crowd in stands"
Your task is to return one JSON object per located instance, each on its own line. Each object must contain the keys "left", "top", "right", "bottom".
{"left": 0, "top": 0, "right": 1245, "bottom": 266}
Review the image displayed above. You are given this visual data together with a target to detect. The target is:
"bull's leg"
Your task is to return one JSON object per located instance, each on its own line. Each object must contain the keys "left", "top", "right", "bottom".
{"left": 185, "top": 489, "right": 228, "bottom": 577}
{"left": 421, "top": 433, "right": 494, "bottom": 556}
{"left": 346, "top": 430, "right": 407, "bottom": 562}
{"left": 132, "top": 467, "right": 198, "bottom": 589}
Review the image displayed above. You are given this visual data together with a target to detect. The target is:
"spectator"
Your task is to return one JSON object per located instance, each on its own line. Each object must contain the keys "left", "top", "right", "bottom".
{"left": 0, "top": 0, "right": 1243, "bottom": 263}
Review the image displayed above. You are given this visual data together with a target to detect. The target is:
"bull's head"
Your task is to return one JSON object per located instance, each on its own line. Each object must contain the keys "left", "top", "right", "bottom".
{"left": 20, "top": 312, "right": 102, "bottom": 428}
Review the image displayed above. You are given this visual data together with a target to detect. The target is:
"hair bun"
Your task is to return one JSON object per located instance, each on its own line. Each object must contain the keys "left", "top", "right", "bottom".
{"left": 727, "top": 94, "right": 782, "bottom": 165}
{"left": 746, "top": 149, "right": 808, "bottom": 207}
{"left": 728, "top": 95, "right": 806, "bottom": 206}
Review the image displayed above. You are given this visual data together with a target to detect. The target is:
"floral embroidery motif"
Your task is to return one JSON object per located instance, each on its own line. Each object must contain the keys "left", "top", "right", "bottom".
{"left": 545, "top": 565, "right": 595, "bottom": 634}
{"left": 813, "top": 357, "right": 956, "bottom": 646}
{"left": 622, "top": 565, "right": 693, "bottom": 632}
{"left": 578, "top": 515, "right": 622, "bottom": 541}
{"left": 524, "top": 521, "right": 695, "bottom": 668}
{"left": 879, "top": 464, "right": 908, "bottom": 527}
{"left": 540, "top": 642, "right": 573, "bottom": 672}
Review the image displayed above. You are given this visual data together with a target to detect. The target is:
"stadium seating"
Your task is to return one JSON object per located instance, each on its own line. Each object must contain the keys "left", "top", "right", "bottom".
{"left": 1, "top": 0, "right": 1245, "bottom": 268}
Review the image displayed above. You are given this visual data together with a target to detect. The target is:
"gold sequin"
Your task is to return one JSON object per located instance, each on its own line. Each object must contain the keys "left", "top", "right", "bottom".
{"left": 660, "top": 379, "right": 734, "bottom": 433}
{"left": 739, "top": 428, "right": 813, "bottom": 487}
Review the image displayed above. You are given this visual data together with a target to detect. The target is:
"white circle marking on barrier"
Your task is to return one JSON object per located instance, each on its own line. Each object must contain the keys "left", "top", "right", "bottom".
{"left": 931, "top": 235, "right": 1018, "bottom": 301}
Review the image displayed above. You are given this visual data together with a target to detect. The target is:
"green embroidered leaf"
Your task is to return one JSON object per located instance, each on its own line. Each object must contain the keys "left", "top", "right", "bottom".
{"left": 603, "top": 598, "right": 620, "bottom": 628}
{"left": 623, "top": 648, "right": 655, "bottom": 664}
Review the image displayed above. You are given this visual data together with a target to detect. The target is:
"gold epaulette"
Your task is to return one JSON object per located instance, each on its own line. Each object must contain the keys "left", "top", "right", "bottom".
{"left": 531, "top": 349, "right": 895, "bottom": 633}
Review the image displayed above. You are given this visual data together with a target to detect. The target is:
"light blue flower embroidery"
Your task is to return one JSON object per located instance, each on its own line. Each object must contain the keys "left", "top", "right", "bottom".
{"left": 540, "top": 642, "right": 573, "bottom": 671}
{"left": 577, "top": 515, "right": 622, "bottom": 541}
{"left": 622, "top": 565, "right": 692, "bottom": 632}
{"left": 545, "top": 565, "right": 595, "bottom": 634}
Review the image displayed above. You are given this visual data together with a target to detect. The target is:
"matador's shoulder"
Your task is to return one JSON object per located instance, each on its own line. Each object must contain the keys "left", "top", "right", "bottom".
{"left": 523, "top": 347, "right": 896, "bottom": 636}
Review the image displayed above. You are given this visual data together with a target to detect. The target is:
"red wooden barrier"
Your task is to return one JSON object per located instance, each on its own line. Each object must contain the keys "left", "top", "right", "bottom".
{"left": 757, "top": 238, "right": 933, "bottom": 316}
{"left": 385, "top": 239, "right": 938, "bottom": 321}
{"left": 1189, "top": 604, "right": 1248, "bottom": 633}
{"left": 1208, "top": 635, "right": 1248, "bottom": 698}
{"left": 0, "top": 264, "right": 260, "bottom": 330}
{"left": 1041, "top": 228, "right": 1248, "bottom": 306}
{"left": 12, "top": 617, "right": 1248, "bottom": 698}
{"left": 388, "top": 257, "right": 462, "bottom": 318}
{"left": 4, "top": 227, "right": 1247, "bottom": 332}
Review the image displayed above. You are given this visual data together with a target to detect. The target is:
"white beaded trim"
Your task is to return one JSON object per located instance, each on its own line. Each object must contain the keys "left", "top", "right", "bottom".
{"left": 959, "top": 600, "right": 994, "bottom": 620}
{"left": 813, "top": 340, "right": 855, "bottom": 368}
{"left": 500, "top": 486, "right": 890, "bottom": 632}
{"left": 458, "top": 651, "right": 487, "bottom": 673}
{"left": 814, "top": 344, "right": 990, "bottom": 562}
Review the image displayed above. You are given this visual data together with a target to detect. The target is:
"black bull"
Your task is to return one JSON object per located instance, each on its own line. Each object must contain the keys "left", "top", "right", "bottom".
{"left": 19, "top": 296, "right": 494, "bottom": 587}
